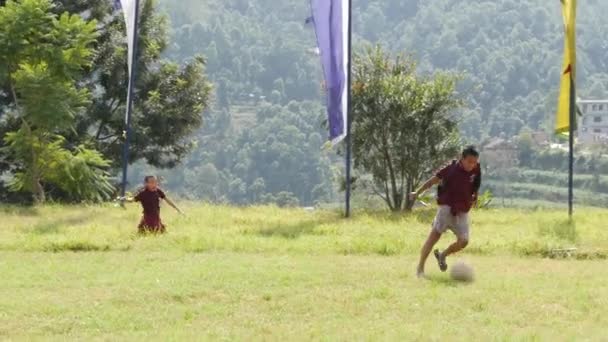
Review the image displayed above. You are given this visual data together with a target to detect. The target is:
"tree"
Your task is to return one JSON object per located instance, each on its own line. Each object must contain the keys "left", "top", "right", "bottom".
{"left": 274, "top": 191, "right": 300, "bottom": 207}
{"left": 351, "top": 46, "right": 462, "bottom": 211}
{"left": 516, "top": 127, "right": 536, "bottom": 167}
{"left": 0, "top": 0, "right": 112, "bottom": 203}
{"left": 55, "top": 0, "right": 212, "bottom": 169}
{"left": 71, "top": 0, "right": 608, "bottom": 206}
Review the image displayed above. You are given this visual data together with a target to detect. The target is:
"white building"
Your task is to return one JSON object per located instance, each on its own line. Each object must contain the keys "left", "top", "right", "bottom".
{"left": 578, "top": 99, "right": 608, "bottom": 144}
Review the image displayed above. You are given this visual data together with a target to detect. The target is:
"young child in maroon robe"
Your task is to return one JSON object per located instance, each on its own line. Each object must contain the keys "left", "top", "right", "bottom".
{"left": 123, "top": 176, "right": 183, "bottom": 233}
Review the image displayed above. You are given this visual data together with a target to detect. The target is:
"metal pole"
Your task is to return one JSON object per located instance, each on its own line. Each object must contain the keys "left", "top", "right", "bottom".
{"left": 568, "top": 77, "right": 575, "bottom": 217}
{"left": 120, "top": 0, "right": 141, "bottom": 199}
{"left": 345, "top": 0, "right": 353, "bottom": 218}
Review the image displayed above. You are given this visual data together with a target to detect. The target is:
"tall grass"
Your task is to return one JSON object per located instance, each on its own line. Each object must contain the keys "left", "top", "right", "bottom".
{"left": 2, "top": 204, "right": 607, "bottom": 258}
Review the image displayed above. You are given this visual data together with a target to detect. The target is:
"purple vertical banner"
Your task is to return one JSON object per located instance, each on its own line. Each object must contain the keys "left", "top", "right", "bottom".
{"left": 309, "top": 0, "right": 350, "bottom": 144}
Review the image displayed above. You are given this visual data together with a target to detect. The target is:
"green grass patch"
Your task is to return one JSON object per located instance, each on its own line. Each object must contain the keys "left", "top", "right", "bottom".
{"left": 3, "top": 204, "right": 607, "bottom": 257}
{"left": 2, "top": 204, "right": 608, "bottom": 339}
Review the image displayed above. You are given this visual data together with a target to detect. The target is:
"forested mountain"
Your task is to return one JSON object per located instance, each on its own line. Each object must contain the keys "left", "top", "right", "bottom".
{"left": 4, "top": 0, "right": 607, "bottom": 206}
{"left": 161, "top": 0, "right": 608, "bottom": 139}
{"left": 143, "top": 0, "right": 608, "bottom": 205}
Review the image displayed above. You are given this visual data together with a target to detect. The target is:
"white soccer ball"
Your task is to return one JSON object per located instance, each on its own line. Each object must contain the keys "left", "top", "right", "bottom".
{"left": 450, "top": 260, "right": 474, "bottom": 282}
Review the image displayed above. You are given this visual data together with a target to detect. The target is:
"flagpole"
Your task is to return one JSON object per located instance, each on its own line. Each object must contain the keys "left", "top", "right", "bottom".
{"left": 344, "top": 0, "right": 353, "bottom": 218}
{"left": 120, "top": 0, "right": 140, "bottom": 200}
{"left": 568, "top": 77, "right": 575, "bottom": 217}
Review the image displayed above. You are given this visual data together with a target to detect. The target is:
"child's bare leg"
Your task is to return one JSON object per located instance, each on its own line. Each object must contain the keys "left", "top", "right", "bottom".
{"left": 417, "top": 229, "right": 442, "bottom": 276}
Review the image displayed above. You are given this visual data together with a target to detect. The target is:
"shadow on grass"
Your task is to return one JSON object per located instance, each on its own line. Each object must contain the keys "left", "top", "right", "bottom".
{"left": 31, "top": 215, "right": 92, "bottom": 234}
{"left": 425, "top": 274, "right": 471, "bottom": 287}
{"left": 43, "top": 241, "right": 111, "bottom": 253}
{"left": 350, "top": 207, "right": 437, "bottom": 225}
{"left": 0, "top": 206, "right": 39, "bottom": 217}
{"left": 363, "top": 208, "right": 436, "bottom": 223}
{"left": 255, "top": 214, "right": 343, "bottom": 239}
{"left": 361, "top": 210, "right": 406, "bottom": 222}
{"left": 254, "top": 208, "right": 436, "bottom": 239}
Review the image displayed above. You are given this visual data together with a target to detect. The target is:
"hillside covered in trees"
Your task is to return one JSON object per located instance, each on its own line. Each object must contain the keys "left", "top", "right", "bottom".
{"left": 3, "top": 0, "right": 608, "bottom": 206}
{"left": 144, "top": 0, "right": 608, "bottom": 205}
{"left": 162, "top": 0, "right": 608, "bottom": 138}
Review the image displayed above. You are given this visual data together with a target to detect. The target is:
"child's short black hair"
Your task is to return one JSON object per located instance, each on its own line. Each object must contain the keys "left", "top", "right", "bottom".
{"left": 462, "top": 145, "right": 479, "bottom": 158}
{"left": 144, "top": 175, "right": 156, "bottom": 183}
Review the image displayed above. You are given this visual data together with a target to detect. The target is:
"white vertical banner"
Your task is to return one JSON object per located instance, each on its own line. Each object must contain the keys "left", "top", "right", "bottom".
{"left": 115, "top": 0, "right": 141, "bottom": 198}
{"left": 119, "top": 0, "right": 137, "bottom": 76}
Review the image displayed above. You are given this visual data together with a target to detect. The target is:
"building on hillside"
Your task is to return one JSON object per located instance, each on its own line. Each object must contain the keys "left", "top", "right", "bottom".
{"left": 578, "top": 99, "right": 608, "bottom": 145}
{"left": 530, "top": 131, "right": 549, "bottom": 147}
{"left": 482, "top": 138, "right": 518, "bottom": 171}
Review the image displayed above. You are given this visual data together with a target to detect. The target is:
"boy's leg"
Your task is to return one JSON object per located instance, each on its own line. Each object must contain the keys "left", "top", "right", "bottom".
{"left": 441, "top": 213, "right": 470, "bottom": 258}
{"left": 417, "top": 206, "right": 451, "bottom": 277}
{"left": 417, "top": 229, "right": 442, "bottom": 277}
{"left": 441, "top": 237, "right": 468, "bottom": 257}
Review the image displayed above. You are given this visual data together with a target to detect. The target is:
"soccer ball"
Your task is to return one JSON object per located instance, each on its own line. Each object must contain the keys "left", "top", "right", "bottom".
{"left": 450, "top": 260, "right": 474, "bottom": 282}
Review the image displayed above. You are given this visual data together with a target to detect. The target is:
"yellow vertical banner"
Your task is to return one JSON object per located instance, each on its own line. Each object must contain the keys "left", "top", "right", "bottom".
{"left": 555, "top": 0, "right": 577, "bottom": 135}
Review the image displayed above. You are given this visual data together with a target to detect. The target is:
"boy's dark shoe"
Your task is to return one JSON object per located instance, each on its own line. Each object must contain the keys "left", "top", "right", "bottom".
{"left": 434, "top": 249, "right": 448, "bottom": 272}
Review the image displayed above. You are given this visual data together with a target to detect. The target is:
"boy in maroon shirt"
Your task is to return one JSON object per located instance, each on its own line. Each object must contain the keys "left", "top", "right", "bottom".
{"left": 123, "top": 176, "right": 183, "bottom": 233}
{"left": 410, "top": 146, "right": 481, "bottom": 278}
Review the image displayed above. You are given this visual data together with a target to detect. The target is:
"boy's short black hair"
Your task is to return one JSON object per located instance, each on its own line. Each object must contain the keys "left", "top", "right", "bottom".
{"left": 462, "top": 145, "right": 479, "bottom": 158}
{"left": 144, "top": 175, "right": 156, "bottom": 183}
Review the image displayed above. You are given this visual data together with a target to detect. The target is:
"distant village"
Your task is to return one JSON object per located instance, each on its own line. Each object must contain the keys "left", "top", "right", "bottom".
{"left": 482, "top": 98, "right": 608, "bottom": 168}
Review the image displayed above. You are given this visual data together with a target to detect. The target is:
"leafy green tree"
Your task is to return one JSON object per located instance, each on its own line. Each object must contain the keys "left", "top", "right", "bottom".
{"left": 516, "top": 127, "right": 536, "bottom": 167}
{"left": 248, "top": 178, "right": 266, "bottom": 202}
{"left": 274, "top": 191, "right": 300, "bottom": 207}
{"left": 351, "top": 46, "right": 462, "bottom": 211}
{"left": 0, "top": 0, "right": 112, "bottom": 203}
{"left": 55, "top": 0, "right": 212, "bottom": 168}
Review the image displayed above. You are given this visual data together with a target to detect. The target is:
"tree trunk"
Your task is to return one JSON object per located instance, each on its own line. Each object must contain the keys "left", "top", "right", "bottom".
{"left": 381, "top": 135, "right": 399, "bottom": 212}
{"left": 33, "top": 178, "right": 45, "bottom": 204}
{"left": 22, "top": 121, "right": 45, "bottom": 204}
{"left": 30, "top": 148, "right": 45, "bottom": 204}
{"left": 404, "top": 178, "right": 415, "bottom": 211}
{"left": 391, "top": 192, "right": 402, "bottom": 212}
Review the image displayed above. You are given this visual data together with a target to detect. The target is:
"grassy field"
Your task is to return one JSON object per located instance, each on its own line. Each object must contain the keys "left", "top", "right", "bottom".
{"left": 2, "top": 204, "right": 608, "bottom": 340}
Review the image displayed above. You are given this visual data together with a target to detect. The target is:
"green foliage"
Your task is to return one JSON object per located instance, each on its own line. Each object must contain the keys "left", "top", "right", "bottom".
{"left": 484, "top": 179, "right": 608, "bottom": 207}
{"left": 538, "top": 218, "right": 578, "bottom": 243}
{"left": 12, "top": 62, "right": 90, "bottom": 129}
{"left": 4, "top": 0, "right": 608, "bottom": 206}
{"left": 3, "top": 132, "right": 113, "bottom": 202}
{"left": 273, "top": 191, "right": 300, "bottom": 207}
{"left": 138, "top": 57, "right": 212, "bottom": 167}
{"left": 475, "top": 190, "right": 493, "bottom": 209}
{"left": 148, "top": 0, "right": 608, "bottom": 206}
{"left": 515, "top": 128, "right": 535, "bottom": 167}
{"left": 160, "top": 0, "right": 608, "bottom": 142}
{"left": 57, "top": 0, "right": 213, "bottom": 168}
{"left": 131, "top": 101, "right": 334, "bottom": 206}
{"left": 351, "top": 46, "right": 462, "bottom": 211}
{"left": 0, "top": 0, "right": 111, "bottom": 203}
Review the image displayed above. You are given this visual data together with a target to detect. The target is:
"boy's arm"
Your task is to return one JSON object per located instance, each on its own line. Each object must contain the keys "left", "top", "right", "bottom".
{"left": 410, "top": 161, "right": 453, "bottom": 201}
{"left": 164, "top": 197, "right": 184, "bottom": 215}
{"left": 409, "top": 176, "right": 441, "bottom": 200}
{"left": 117, "top": 196, "right": 136, "bottom": 203}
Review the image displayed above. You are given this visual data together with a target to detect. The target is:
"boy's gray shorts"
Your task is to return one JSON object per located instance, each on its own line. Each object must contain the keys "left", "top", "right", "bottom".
{"left": 432, "top": 205, "right": 470, "bottom": 240}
